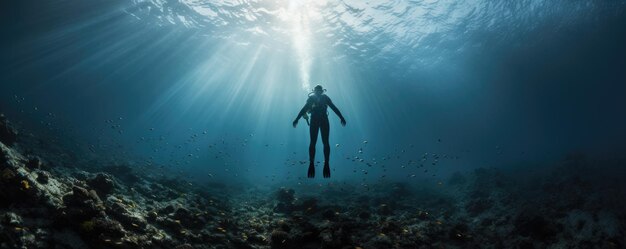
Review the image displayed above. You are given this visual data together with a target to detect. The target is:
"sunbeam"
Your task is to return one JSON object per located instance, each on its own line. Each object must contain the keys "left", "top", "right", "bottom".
{"left": 285, "top": 0, "right": 314, "bottom": 91}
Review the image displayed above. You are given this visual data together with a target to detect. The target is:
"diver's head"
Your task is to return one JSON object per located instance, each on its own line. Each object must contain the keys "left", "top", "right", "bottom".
{"left": 313, "top": 84, "right": 325, "bottom": 95}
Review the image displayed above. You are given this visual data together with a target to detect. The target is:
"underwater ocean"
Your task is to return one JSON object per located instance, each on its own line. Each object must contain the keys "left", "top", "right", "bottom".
{"left": 1, "top": 0, "right": 626, "bottom": 248}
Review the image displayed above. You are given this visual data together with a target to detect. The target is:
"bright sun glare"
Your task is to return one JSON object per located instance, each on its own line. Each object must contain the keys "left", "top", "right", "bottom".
{"left": 281, "top": 0, "right": 328, "bottom": 91}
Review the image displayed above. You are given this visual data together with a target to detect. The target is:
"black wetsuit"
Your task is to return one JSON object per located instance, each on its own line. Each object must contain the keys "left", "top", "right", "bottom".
{"left": 296, "top": 94, "right": 345, "bottom": 165}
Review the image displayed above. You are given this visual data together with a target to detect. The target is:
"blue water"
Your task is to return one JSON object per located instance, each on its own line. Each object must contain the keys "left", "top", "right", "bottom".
{"left": 1, "top": 0, "right": 626, "bottom": 185}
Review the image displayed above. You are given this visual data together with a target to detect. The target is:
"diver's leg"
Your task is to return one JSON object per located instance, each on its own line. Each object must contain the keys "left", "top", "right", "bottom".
{"left": 308, "top": 120, "right": 320, "bottom": 178}
{"left": 309, "top": 121, "right": 319, "bottom": 163}
{"left": 321, "top": 118, "right": 331, "bottom": 178}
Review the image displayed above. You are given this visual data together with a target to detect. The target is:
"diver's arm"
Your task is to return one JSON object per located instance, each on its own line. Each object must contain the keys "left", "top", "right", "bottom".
{"left": 293, "top": 101, "right": 311, "bottom": 127}
{"left": 295, "top": 102, "right": 311, "bottom": 121}
{"left": 327, "top": 97, "right": 346, "bottom": 125}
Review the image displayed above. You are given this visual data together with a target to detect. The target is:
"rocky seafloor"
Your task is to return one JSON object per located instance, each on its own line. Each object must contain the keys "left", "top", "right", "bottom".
{"left": 1, "top": 114, "right": 625, "bottom": 249}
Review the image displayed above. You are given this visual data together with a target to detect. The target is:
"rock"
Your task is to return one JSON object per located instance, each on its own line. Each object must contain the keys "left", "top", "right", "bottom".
{"left": 87, "top": 173, "right": 115, "bottom": 196}
{"left": 200, "top": 231, "right": 228, "bottom": 244}
{"left": 366, "top": 233, "right": 392, "bottom": 248}
{"left": 287, "top": 219, "right": 319, "bottom": 245}
{"left": 107, "top": 202, "right": 147, "bottom": 230}
{"left": 270, "top": 230, "right": 290, "bottom": 249}
{"left": 417, "top": 210, "right": 429, "bottom": 220}
{"left": 358, "top": 211, "right": 371, "bottom": 220}
{"left": 274, "top": 202, "right": 293, "bottom": 214}
{"left": 275, "top": 188, "right": 295, "bottom": 203}
{"left": 157, "top": 217, "right": 184, "bottom": 232}
{"left": 0, "top": 114, "right": 18, "bottom": 146}
{"left": 36, "top": 171, "right": 50, "bottom": 184}
{"left": 171, "top": 207, "right": 204, "bottom": 229}
{"left": 390, "top": 183, "right": 412, "bottom": 198}
{"left": 246, "top": 232, "right": 268, "bottom": 244}
{"left": 174, "top": 244, "right": 194, "bottom": 249}
{"left": 275, "top": 189, "right": 304, "bottom": 214}
{"left": 146, "top": 211, "right": 158, "bottom": 222}
{"left": 518, "top": 239, "right": 535, "bottom": 249}
{"left": 448, "top": 223, "right": 471, "bottom": 243}
{"left": 322, "top": 209, "right": 337, "bottom": 220}
{"left": 514, "top": 211, "right": 561, "bottom": 241}
{"left": 4, "top": 111, "right": 626, "bottom": 249}
{"left": 448, "top": 171, "right": 467, "bottom": 185}
{"left": 465, "top": 198, "right": 493, "bottom": 216}
{"left": 91, "top": 217, "right": 126, "bottom": 238}
{"left": 380, "top": 220, "right": 402, "bottom": 234}
{"left": 1, "top": 167, "right": 16, "bottom": 179}
{"left": 230, "top": 237, "right": 256, "bottom": 249}
{"left": 102, "top": 164, "right": 140, "bottom": 184}
{"left": 319, "top": 229, "right": 335, "bottom": 246}
{"left": 2, "top": 212, "right": 22, "bottom": 226}
{"left": 160, "top": 204, "right": 176, "bottom": 214}
{"left": 172, "top": 207, "right": 192, "bottom": 221}
{"left": 25, "top": 156, "right": 43, "bottom": 169}
{"left": 275, "top": 219, "right": 291, "bottom": 232}
{"left": 378, "top": 203, "right": 392, "bottom": 215}
{"left": 298, "top": 197, "right": 318, "bottom": 212}
{"left": 63, "top": 186, "right": 105, "bottom": 220}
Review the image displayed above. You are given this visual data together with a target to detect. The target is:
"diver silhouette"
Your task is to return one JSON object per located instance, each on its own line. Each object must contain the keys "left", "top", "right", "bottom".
{"left": 293, "top": 84, "right": 346, "bottom": 178}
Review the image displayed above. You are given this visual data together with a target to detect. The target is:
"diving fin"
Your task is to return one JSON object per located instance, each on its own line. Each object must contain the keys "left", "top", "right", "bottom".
{"left": 323, "top": 161, "right": 330, "bottom": 178}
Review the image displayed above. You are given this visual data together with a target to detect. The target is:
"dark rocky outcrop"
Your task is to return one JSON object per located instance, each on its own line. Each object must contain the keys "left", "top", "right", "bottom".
{"left": 87, "top": 173, "right": 115, "bottom": 196}
{"left": 1, "top": 114, "right": 625, "bottom": 249}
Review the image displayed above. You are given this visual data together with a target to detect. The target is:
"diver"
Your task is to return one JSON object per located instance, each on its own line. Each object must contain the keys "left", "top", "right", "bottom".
{"left": 293, "top": 84, "right": 346, "bottom": 178}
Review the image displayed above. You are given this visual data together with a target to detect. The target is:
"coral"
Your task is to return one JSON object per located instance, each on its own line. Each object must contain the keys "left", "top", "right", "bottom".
{"left": 20, "top": 179, "right": 29, "bottom": 190}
